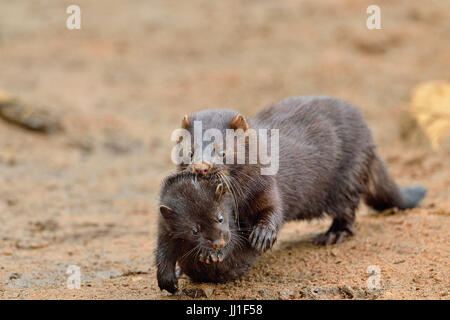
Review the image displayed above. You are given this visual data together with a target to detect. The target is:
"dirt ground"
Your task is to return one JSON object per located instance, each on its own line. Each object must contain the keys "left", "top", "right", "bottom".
{"left": 0, "top": 0, "right": 448, "bottom": 300}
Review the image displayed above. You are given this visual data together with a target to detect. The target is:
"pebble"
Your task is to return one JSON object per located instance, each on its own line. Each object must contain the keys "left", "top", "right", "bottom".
{"left": 182, "top": 284, "right": 215, "bottom": 298}
{"left": 339, "top": 285, "right": 355, "bottom": 299}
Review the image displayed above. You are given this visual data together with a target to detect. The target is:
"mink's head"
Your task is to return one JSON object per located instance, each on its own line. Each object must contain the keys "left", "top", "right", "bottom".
{"left": 159, "top": 172, "right": 234, "bottom": 250}
{"left": 176, "top": 109, "right": 251, "bottom": 176}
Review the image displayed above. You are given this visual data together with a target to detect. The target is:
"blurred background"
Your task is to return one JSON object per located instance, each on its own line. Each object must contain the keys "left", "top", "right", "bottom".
{"left": 0, "top": 0, "right": 448, "bottom": 299}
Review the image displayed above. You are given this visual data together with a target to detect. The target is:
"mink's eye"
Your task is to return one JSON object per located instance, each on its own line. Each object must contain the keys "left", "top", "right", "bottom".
{"left": 217, "top": 150, "right": 226, "bottom": 158}
{"left": 218, "top": 215, "right": 224, "bottom": 223}
{"left": 192, "top": 227, "right": 199, "bottom": 235}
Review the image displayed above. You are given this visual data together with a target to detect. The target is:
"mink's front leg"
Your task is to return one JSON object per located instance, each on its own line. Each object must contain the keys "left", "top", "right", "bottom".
{"left": 248, "top": 186, "right": 283, "bottom": 252}
{"left": 249, "top": 210, "right": 281, "bottom": 252}
{"left": 156, "top": 233, "right": 179, "bottom": 294}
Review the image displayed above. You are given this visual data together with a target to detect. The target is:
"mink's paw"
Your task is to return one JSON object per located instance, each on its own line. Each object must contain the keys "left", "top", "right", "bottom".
{"left": 249, "top": 224, "right": 277, "bottom": 252}
{"left": 157, "top": 272, "right": 178, "bottom": 294}
{"left": 314, "top": 229, "right": 354, "bottom": 246}
{"left": 199, "top": 249, "right": 224, "bottom": 264}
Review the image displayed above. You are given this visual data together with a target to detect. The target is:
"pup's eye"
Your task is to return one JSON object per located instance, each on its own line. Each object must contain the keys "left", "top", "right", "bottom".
{"left": 217, "top": 150, "right": 226, "bottom": 158}
{"left": 188, "top": 151, "right": 194, "bottom": 159}
{"left": 192, "top": 227, "right": 199, "bottom": 235}
{"left": 218, "top": 215, "right": 224, "bottom": 223}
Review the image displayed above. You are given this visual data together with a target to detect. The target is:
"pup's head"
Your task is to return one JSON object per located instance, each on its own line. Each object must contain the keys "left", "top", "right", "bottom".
{"left": 159, "top": 172, "right": 233, "bottom": 250}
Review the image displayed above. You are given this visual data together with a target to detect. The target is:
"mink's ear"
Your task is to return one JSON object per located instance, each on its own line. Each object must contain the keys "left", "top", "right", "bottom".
{"left": 159, "top": 205, "right": 175, "bottom": 219}
{"left": 215, "top": 183, "right": 226, "bottom": 200}
{"left": 229, "top": 114, "right": 249, "bottom": 131}
{"left": 181, "top": 115, "right": 191, "bottom": 129}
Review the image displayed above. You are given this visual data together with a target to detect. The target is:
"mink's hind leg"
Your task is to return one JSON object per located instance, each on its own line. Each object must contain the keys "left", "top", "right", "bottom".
{"left": 314, "top": 211, "right": 356, "bottom": 246}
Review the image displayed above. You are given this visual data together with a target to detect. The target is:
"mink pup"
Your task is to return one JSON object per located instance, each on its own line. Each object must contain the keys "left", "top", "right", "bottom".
{"left": 157, "top": 171, "right": 260, "bottom": 293}
{"left": 177, "top": 96, "right": 427, "bottom": 250}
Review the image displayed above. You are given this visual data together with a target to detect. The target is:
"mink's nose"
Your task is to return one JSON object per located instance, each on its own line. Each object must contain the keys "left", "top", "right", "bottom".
{"left": 212, "top": 239, "right": 226, "bottom": 250}
{"left": 193, "top": 163, "right": 211, "bottom": 175}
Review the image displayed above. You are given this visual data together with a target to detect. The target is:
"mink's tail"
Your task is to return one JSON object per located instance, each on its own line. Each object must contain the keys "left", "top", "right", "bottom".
{"left": 363, "top": 153, "right": 427, "bottom": 211}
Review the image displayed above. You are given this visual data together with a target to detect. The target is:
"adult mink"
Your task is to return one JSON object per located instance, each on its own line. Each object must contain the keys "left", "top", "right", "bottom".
{"left": 178, "top": 96, "right": 427, "bottom": 250}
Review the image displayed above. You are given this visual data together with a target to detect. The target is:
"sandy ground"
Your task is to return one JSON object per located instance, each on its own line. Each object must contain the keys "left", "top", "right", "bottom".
{"left": 0, "top": 0, "right": 449, "bottom": 299}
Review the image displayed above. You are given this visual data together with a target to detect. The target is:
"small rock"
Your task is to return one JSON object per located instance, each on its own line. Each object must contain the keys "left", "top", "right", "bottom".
{"left": 339, "top": 285, "right": 355, "bottom": 299}
{"left": 8, "top": 273, "right": 21, "bottom": 280}
{"left": 6, "top": 199, "right": 17, "bottom": 206}
{"left": 258, "top": 289, "right": 269, "bottom": 297}
{"left": 29, "top": 220, "right": 59, "bottom": 232}
{"left": 0, "top": 91, "right": 63, "bottom": 133}
{"left": 409, "top": 81, "right": 450, "bottom": 151}
{"left": 302, "top": 287, "right": 319, "bottom": 300}
{"left": 182, "top": 284, "right": 215, "bottom": 298}
{"left": 15, "top": 239, "right": 49, "bottom": 250}
{"left": 278, "top": 291, "right": 296, "bottom": 299}
{"left": 131, "top": 276, "right": 143, "bottom": 282}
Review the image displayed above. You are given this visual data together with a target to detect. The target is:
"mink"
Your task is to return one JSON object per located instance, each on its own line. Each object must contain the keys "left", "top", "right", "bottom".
{"left": 156, "top": 171, "right": 260, "bottom": 293}
{"left": 177, "top": 96, "right": 427, "bottom": 250}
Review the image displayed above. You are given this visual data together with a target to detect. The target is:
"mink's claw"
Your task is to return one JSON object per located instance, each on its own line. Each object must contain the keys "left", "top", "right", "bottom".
{"left": 314, "top": 229, "right": 353, "bottom": 246}
{"left": 250, "top": 224, "right": 277, "bottom": 252}
{"left": 210, "top": 251, "right": 218, "bottom": 263}
{"left": 199, "top": 249, "right": 224, "bottom": 264}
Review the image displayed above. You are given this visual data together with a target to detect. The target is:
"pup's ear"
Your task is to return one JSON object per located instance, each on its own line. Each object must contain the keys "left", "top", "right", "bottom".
{"left": 215, "top": 183, "right": 226, "bottom": 200}
{"left": 181, "top": 115, "right": 191, "bottom": 129}
{"left": 160, "top": 205, "right": 174, "bottom": 219}
{"left": 229, "top": 114, "right": 249, "bottom": 131}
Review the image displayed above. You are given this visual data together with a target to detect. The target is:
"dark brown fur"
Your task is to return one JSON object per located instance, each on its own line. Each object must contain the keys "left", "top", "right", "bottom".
{"left": 180, "top": 96, "right": 426, "bottom": 248}
{"left": 156, "top": 172, "right": 260, "bottom": 293}
{"left": 157, "top": 96, "right": 426, "bottom": 293}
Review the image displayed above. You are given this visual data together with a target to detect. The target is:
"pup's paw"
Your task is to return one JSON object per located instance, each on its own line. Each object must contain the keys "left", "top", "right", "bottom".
{"left": 157, "top": 272, "right": 178, "bottom": 294}
{"left": 199, "top": 249, "right": 224, "bottom": 264}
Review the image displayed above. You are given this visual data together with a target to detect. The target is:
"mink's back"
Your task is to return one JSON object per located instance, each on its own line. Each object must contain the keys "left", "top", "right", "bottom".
{"left": 252, "top": 96, "right": 375, "bottom": 221}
